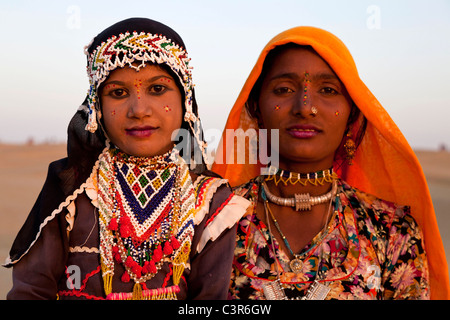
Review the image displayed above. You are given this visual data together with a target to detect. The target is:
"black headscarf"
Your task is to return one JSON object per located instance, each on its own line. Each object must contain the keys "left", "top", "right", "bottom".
{"left": 5, "top": 17, "right": 209, "bottom": 267}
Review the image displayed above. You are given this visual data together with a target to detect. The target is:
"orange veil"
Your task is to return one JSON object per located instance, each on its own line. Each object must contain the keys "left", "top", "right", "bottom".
{"left": 212, "top": 26, "right": 449, "bottom": 299}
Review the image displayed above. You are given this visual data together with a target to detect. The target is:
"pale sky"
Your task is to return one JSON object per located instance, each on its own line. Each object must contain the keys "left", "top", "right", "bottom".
{"left": 1, "top": 0, "right": 449, "bottom": 150}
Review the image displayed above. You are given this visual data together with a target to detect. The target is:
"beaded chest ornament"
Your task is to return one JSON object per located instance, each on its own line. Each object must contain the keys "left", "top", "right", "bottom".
{"left": 97, "top": 147, "right": 195, "bottom": 299}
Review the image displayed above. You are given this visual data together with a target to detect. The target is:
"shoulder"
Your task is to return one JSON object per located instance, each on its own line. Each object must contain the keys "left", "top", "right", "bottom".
{"left": 340, "top": 179, "right": 420, "bottom": 241}
{"left": 193, "top": 173, "right": 251, "bottom": 221}
{"left": 191, "top": 173, "right": 251, "bottom": 253}
{"left": 232, "top": 176, "right": 261, "bottom": 200}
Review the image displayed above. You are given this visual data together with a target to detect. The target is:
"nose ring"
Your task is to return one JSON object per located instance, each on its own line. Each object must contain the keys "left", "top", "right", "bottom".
{"left": 311, "top": 106, "right": 318, "bottom": 115}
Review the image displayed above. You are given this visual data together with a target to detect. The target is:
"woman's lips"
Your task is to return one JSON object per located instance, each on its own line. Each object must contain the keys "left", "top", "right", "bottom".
{"left": 125, "top": 126, "right": 157, "bottom": 138}
{"left": 286, "top": 124, "right": 321, "bottom": 139}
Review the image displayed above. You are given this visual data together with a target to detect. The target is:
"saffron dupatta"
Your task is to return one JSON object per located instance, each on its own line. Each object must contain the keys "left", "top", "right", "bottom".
{"left": 212, "top": 26, "right": 449, "bottom": 299}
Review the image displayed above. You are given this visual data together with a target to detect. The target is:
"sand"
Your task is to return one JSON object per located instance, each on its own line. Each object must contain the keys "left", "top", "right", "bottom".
{"left": 0, "top": 143, "right": 449, "bottom": 299}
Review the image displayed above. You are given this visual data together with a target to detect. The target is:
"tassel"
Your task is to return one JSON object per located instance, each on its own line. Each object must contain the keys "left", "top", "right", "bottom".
{"left": 101, "top": 262, "right": 113, "bottom": 296}
{"left": 170, "top": 236, "right": 180, "bottom": 250}
{"left": 125, "top": 256, "right": 135, "bottom": 268}
{"left": 131, "top": 264, "right": 142, "bottom": 278}
{"left": 119, "top": 216, "right": 132, "bottom": 238}
{"left": 112, "top": 246, "right": 122, "bottom": 263}
{"left": 149, "top": 260, "right": 157, "bottom": 274}
{"left": 142, "top": 261, "right": 150, "bottom": 274}
{"left": 121, "top": 270, "right": 130, "bottom": 283}
{"left": 152, "top": 245, "right": 163, "bottom": 262}
{"left": 143, "top": 260, "right": 157, "bottom": 274}
{"left": 132, "top": 282, "right": 143, "bottom": 300}
{"left": 172, "top": 242, "right": 190, "bottom": 285}
{"left": 103, "top": 273, "right": 113, "bottom": 296}
{"left": 120, "top": 224, "right": 131, "bottom": 238}
{"left": 108, "top": 218, "right": 118, "bottom": 231}
{"left": 163, "top": 241, "right": 173, "bottom": 255}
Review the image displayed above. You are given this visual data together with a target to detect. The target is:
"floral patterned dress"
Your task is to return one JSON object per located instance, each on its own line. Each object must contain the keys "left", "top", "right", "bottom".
{"left": 229, "top": 177, "right": 430, "bottom": 300}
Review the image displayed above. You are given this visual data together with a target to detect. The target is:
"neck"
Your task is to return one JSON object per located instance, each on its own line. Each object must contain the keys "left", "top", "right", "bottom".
{"left": 111, "top": 147, "right": 176, "bottom": 166}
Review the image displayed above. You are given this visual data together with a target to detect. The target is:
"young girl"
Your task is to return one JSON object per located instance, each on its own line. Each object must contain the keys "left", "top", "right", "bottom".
{"left": 5, "top": 17, "right": 248, "bottom": 300}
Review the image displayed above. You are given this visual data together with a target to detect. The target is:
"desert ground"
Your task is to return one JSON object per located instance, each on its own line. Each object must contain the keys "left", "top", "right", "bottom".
{"left": 0, "top": 143, "right": 449, "bottom": 299}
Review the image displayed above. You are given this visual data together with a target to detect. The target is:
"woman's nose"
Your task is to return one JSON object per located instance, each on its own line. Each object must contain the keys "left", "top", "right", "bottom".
{"left": 292, "top": 90, "right": 314, "bottom": 117}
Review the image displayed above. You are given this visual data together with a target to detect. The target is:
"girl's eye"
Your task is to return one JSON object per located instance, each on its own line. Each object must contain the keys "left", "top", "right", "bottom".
{"left": 150, "top": 85, "right": 167, "bottom": 94}
{"left": 110, "top": 88, "right": 128, "bottom": 97}
{"left": 273, "top": 87, "right": 294, "bottom": 95}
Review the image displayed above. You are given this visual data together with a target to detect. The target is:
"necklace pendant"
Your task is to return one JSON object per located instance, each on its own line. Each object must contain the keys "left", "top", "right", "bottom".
{"left": 302, "top": 280, "right": 330, "bottom": 300}
{"left": 262, "top": 280, "right": 287, "bottom": 300}
{"left": 289, "top": 256, "right": 303, "bottom": 274}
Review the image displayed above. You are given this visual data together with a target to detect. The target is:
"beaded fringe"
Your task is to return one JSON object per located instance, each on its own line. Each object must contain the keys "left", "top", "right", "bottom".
{"left": 106, "top": 285, "right": 180, "bottom": 300}
{"left": 101, "top": 262, "right": 113, "bottom": 296}
{"left": 266, "top": 171, "right": 338, "bottom": 186}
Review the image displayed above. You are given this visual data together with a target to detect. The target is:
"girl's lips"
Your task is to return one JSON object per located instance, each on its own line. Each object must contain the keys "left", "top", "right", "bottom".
{"left": 286, "top": 125, "right": 321, "bottom": 139}
{"left": 125, "top": 126, "right": 157, "bottom": 138}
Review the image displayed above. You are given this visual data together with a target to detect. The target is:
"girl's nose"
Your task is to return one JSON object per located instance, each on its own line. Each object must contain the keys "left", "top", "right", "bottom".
{"left": 127, "top": 91, "right": 153, "bottom": 119}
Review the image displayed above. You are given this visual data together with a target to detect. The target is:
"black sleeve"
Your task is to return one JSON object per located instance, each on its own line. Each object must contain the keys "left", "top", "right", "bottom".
{"left": 187, "top": 184, "right": 237, "bottom": 300}
{"left": 6, "top": 160, "right": 70, "bottom": 299}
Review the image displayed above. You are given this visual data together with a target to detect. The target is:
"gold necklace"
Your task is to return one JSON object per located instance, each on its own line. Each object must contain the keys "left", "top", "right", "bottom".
{"left": 265, "top": 165, "right": 338, "bottom": 186}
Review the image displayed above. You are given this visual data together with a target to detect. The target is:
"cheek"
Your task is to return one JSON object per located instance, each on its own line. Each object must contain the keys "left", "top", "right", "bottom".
{"left": 102, "top": 111, "right": 119, "bottom": 136}
{"left": 258, "top": 98, "right": 284, "bottom": 128}
{"left": 101, "top": 102, "right": 125, "bottom": 137}
{"left": 327, "top": 107, "right": 352, "bottom": 140}
{"left": 162, "top": 100, "right": 183, "bottom": 130}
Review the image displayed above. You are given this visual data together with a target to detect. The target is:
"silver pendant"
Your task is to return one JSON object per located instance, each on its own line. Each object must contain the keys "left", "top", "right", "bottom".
{"left": 262, "top": 280, "right": 287, "bottom": 300}
{"left": 289, "top": 257, "right": 303, "bottom": 274}
{"left": 302, "top": 280, "right": 330, "bottom": 300}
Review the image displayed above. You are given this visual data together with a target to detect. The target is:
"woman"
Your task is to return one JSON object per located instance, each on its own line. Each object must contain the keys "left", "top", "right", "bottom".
{"left": 5, "top": 17, "right": 248, "bottom": 300}
{"left": 213, "top": 27, "right": 449, "bottom": 300}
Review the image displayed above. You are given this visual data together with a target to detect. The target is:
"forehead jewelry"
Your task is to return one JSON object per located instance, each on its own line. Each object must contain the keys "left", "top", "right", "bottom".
{"left": 303, "top": 72, "right": 310, "bottom": 106}
{"left": 134, "top": 79, "right": 142, "bottom": 99}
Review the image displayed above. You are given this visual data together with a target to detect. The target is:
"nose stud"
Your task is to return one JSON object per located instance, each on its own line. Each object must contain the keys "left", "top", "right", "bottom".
{"left": 311, "top": 106, "right": 318, "bottom": 115}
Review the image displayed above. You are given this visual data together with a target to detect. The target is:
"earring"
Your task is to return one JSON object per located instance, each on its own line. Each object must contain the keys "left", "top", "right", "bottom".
{"left": 311, "top": 106, "right": 318, "bottom": 115}
{"left": 344, "top": 132, "right": 356, "bottom": 165}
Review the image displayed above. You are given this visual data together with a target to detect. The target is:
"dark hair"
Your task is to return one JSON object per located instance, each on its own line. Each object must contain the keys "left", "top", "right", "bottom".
{"left": 245, "top": 43, "right": 367, "bottom": 163}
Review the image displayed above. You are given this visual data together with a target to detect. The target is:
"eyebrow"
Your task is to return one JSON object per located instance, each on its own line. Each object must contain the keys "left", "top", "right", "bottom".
{"left": 268, "top": 72, "right": 339, "bottom": 83}
{"left": 102, "top": 75, "right": 175, "bottom": 87}
{"left": 311, "top": 72, "right": 339, "bottom": 82}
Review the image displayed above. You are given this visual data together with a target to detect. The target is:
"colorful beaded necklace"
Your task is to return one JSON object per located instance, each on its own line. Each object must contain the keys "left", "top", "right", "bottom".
{"left": 265, "top": 165, "right": 338, "bottom": 186}
{"left": 97, "top": 147, "right": 195, "bottom": 300}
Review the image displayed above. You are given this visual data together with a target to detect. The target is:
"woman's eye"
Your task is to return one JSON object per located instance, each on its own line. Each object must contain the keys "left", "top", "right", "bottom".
{"left": 320, "top": 87, "right": 338, "bottom": 95}
{"left": 274, "top": 87, "right": 294, "bottom": 95}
